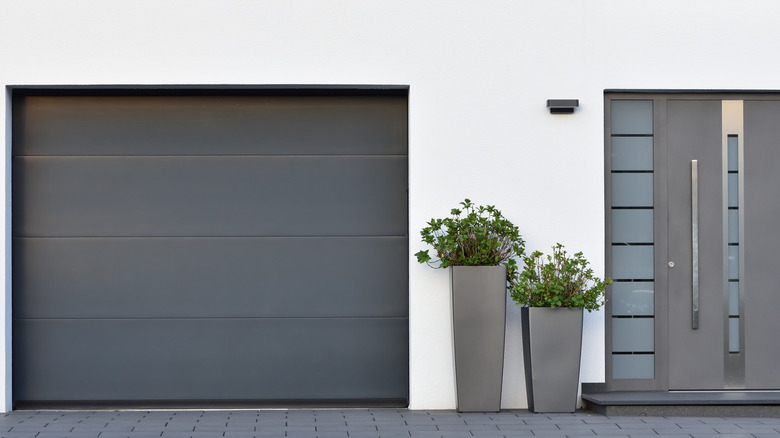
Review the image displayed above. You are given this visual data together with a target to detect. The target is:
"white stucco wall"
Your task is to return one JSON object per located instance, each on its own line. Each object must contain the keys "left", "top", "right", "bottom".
{"left": 3, "top": 0, "right": 780, "bottom": 412}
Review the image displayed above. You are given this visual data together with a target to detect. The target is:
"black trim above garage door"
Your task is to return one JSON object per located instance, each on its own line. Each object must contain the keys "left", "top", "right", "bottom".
{"left": 11, "top": 86, "right": 409, "bottom": 409}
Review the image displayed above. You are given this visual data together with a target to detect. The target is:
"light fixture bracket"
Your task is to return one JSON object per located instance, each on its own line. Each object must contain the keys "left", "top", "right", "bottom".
{"left": 547, "top": 99, "right": 579, "bottom": 114}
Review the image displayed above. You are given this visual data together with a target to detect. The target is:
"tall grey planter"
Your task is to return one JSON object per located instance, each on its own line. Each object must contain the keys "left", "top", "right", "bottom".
{"left": 451, "top": 265, "right": 507, "bottom": 412}
{"left": 521, "top": 307, "right": 583, "bottom": 413}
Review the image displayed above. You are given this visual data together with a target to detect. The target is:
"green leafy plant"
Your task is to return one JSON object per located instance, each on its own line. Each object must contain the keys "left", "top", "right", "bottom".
{"left": 415, "top": 199, "right": 525, "bottom": 280}
{"left": 510, "top": 243, "right": 611, "bottom": 312}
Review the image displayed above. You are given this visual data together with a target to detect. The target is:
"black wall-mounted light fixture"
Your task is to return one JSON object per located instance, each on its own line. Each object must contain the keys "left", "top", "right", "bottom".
{"left": 547, "top": 99, "right": 579, "bottom": 114}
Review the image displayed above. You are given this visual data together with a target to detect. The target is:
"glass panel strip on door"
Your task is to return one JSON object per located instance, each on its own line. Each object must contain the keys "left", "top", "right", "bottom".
{"left": 609, "top": 100, "right": 655, "bottom": 380}
{"left": 722, "top": 101, "right": 745, "bottom": 387}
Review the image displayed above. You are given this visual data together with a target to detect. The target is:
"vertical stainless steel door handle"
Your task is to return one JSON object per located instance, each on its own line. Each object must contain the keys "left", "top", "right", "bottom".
{"left": 691, "top": 160, "right": 700, "bottom": 330}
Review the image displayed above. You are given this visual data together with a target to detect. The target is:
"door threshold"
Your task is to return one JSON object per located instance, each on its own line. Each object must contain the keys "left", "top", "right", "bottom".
{"left": 582, "top": 390, "right": 780, "bottom": 417}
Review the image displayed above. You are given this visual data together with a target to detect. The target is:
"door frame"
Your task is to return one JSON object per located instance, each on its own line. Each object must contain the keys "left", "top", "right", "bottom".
{"left": 8, "top": 84, "right": 412, "bottom": 408}
{"left": 604, "top": 90, "right": 780, "bottom": 392}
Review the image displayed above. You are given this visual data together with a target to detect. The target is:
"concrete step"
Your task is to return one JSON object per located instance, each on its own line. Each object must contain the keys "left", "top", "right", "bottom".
{"left": 582, "top": 388, "right": 780, "bottom": 417}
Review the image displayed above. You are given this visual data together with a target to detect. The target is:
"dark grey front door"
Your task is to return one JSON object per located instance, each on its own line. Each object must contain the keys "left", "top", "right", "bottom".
{"left": 12, "top": 90, "right": 409, "bottom": 407}
{"left": 666, "top": 97, "right": 780, "bottom": 390}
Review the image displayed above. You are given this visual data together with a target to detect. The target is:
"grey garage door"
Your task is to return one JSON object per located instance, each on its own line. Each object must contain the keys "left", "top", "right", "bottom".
{"left": 12, "top": 89, "right": 409, "bottom": 407}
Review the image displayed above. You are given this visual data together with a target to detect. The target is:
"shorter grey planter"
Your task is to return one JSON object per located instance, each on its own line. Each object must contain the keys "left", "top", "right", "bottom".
{"left": 451, "top": 266, "right": 507, "bottom": 413}
{"left": 521, "top": 307, "right": 583, "bottom": 413}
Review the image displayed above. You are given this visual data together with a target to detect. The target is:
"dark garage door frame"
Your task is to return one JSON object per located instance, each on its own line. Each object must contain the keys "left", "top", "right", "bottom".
{"left": 10, "top": 85, "right": 410, "bottom": 409}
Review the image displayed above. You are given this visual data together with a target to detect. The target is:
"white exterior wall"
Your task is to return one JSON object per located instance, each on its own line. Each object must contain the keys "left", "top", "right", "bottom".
{"left": 2, "top": 0, "right": 780, "bottom": 412}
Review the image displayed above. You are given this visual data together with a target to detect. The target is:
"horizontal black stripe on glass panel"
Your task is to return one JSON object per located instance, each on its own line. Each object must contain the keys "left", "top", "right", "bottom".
{"left": 611, "top": 315, "right": 654, "bottom": 319}
{"left": 612, "top": 243, "right": 654, "bottom": 246}
{"left": 612, "top": 278, "right": 655, "bottom": 283}
{"left": 611, "top": 170, "right": 654, "bottom": 174}
{"left": 611, "top": 134, "right": 654, "bottom": 138}
{"left": 611, "top": 206, "right": 653, "bottom": 210}
{"left": 612, "top": 279, "right": 655, "bottom": 282}
{"left": 612, "top": 351, "right": 655, "bottom": 355}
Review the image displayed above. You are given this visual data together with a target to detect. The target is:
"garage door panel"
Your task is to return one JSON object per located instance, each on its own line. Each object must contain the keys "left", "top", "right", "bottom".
{"left": 14, "top": 237, "right": 408, "bottom": 319}
{"left": 15, "top": 156, "right": 407, "bottom": 237}
{"left": 13, "top": 91, "right": 409, "bottom": 407}
{"left": 15, "top": 96, "right": 408, "bottom": 157}
{"left": 13, "top": 318, "right": 409, "bottom": 402}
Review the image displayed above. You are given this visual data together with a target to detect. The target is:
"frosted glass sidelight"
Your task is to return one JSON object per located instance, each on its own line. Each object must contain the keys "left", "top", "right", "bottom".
{"left": 612, "top": 318, "right": 654, "bottom": 352}
{"left": 728, "top": 246, "right": 739, "bottom": 280}
{"left": 728, "top": 136, "right": 739, "bottom": 172}
{"left": 728, "top": 210, "right": 739, "bottom": 244}
{"left": 611, "top": 137, "right": 653, "bottom": 171}
{"left": 728, "top": 174, "right": 739, "bottom": 208}
{"left": 611, "top": 282, "right": 654, "bottom": 316}
{"left": 612, "top": 209, "right": 653, "bottom": 243}
{"left": 612, "top": 245, "right": 654, "bottom": 279}
{"left": 729, "top": 318, "right": 740, "bottom": 353}
{"left": 612, "top": 173, "right": 653, "bottom": 207}
{"left": 613, "top": 354, "right": 654, "bottom": 379}
{"left": 729, "top": 282, "right": 739, "bottom": 317}
{"left": 611, "top": 100, "right": 653, "bottom": 135}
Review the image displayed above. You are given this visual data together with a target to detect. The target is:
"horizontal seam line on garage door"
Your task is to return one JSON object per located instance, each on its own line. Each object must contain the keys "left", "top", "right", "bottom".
{"left": 13, "top": 154, "right": 409, "bottom": 158}
{"left": 13, "top": 235, "right": 409, "bottom": 239}
{"left": 13, "top": 316, "right": 410, "bottom": 321}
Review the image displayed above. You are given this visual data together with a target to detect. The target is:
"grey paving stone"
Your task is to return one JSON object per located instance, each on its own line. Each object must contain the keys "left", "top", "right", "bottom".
{"left": 626, "top": 435, "right": 689, "bottom": 438}
{"left": 558, "top": 424, "right": 611, "bottom": 430}
{"left": 717, "top": 427, "right": 779, "bottom": 433}
{"left": 374, "top": 420, "right": 413, "bottom": 426}
{"left": 37, "top": 433, "right": 101, "bottom": 438}
{"left": 590, "top": 430, "right": 635, "bottom": 436}
{"left": 285, "top": 432, "right": 348, "bottom": 438}
{"left": 437, "top": 433, "right": 475, "bottom": 438}
{"left": 9, "top": 425, "right": 56, "bottom": 432}
{"left": 223, "top": 425, "right": 257, "bottom": 431}
{"left": 549, "top": 419, "right": 590, "bottom": 425}
{"left": 344, "top": 424, "right": 379, "bottom": 431}
{"left": 286, "top": 425, "right": 318, "bottom": 432}
{"left": 192, "top": 425, "right": 230, "bottom": 432}
{"left": 505, "top": 424, "right": 558, "bottom": 431}
{"left": 440, "top": 424, "right": 499, "bottom": 431}
{"left": 405, "top": 419, "right": 438, "bottom": 425}
{"left": 377, "top": 425, "right": 437, "bottom": 432}
{"left": 316, "top": 425, "right": 353, "bottom": 432}
{"left": 571, "top": 435, "right": 626, "bottom": 438}
{"left": 656, "top": 429, "right": 690, "bottom": 438}
{"left": 406, "top": 432, "right": 447, "bottom": 438}
{"left": 502, "top": 432, "right": 536, "bottom": 438}
{"left": 163, "top": 433, "right": 222, "bottom": 438}
{"left": 254, "top": 431, "right": 289, "bottom": 437}
{"left": 434, "top": 420, "right": 469, "bottom": 426}
{"left": 257, "top": 421, "right": 287, "bottom": 427}
{"left": 689, "top": 435, "right": 755, "bottom": 438}
{"left": 526, "top": 431, "right": 570, "bottom": 437}
{"left": 255, "top": 426, "right": 286, "bottom": 433}
{"left": 563, "top": 434, "right": 605, "bottom": 438}
{"left": 471, "top": 431, "right": 526, "bottom": 437}
{"left": 495, "top": 424, "right": 536, "bottom": 431}
{"left": 101, "top": 425, "right": 137, "bottom": 432}
{"left": 72, "top": 424, "right": 114, "bottom": 431}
